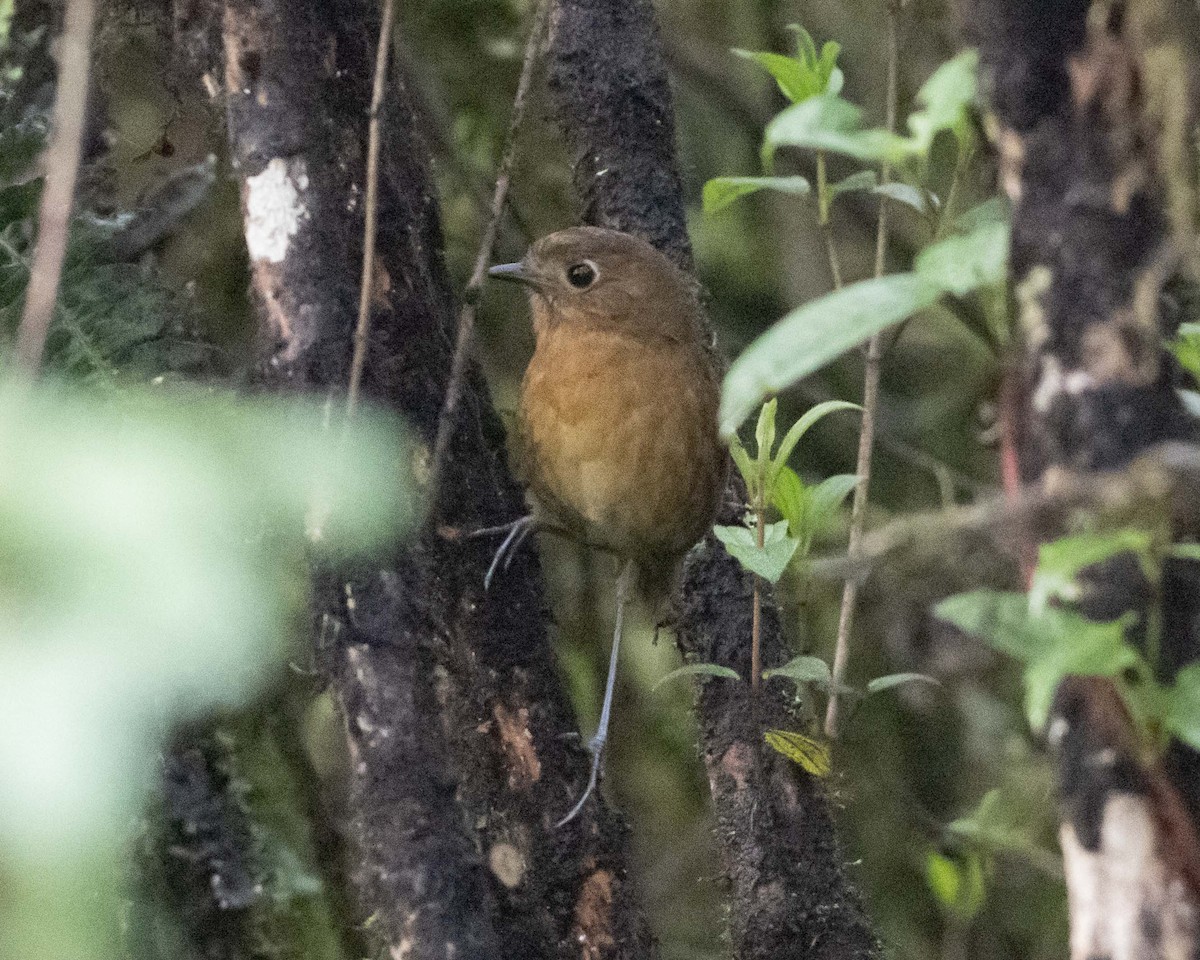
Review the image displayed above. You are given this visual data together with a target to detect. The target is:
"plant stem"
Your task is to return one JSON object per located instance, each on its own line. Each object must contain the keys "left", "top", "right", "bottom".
{"left": 752, "top": 500, "right": 765, "bottom": 695}
{"left": 14, "top": 0, "right": 96, "bottom": 374}
{"left": 816, "top": 150, "right": 843, "bottom": 290}
{"left": 429, "top": 0, "right": 550, "bottom": 497}
{"left": 824, "top": 0, "right": 902, "bottom": 740}
{"left": 346, "top": 0, "right": 396, "bottom": 420}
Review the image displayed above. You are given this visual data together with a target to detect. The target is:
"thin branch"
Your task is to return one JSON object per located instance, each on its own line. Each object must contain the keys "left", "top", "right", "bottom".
{"left": 346, "top": 0, "right": 396, "bottom": 419}
{"left": 825, "top": 0, "right": 903, "bottom": 740}
{"left": 428, "top": 0, "right": 550, "bottom": 496}
{"left": 14, "top": 0, "right": 96, "bottom": 373}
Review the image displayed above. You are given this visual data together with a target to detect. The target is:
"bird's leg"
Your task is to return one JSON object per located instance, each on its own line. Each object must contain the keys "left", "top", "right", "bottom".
{"left": 556, "top": 558, "right": 635, "bottom": 828}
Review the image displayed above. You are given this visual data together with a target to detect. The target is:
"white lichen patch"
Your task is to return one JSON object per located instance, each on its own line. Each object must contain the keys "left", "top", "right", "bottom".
{"left": 244, "top": 157, "right": 310, "bottom": 264}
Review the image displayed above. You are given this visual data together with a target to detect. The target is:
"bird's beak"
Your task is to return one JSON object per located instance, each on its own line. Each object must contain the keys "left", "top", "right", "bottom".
{"left": 487, "top": 262, "right": 537, "bottom": 287}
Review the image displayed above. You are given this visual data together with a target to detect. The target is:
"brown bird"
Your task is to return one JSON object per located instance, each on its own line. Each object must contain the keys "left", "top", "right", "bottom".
{"left": 486, "top": 225, "right": 726, "bottom": 825}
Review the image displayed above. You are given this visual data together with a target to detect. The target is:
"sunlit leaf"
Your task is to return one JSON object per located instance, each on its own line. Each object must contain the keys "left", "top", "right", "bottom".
{"left": 703, "top": 175, "right": 812, "bottom": 213}
{"left": 733, "top": 49, "right": 812, "bottom": 104}
{"left": 720, "top": 273, "right": 941, "bottom": 436}
{"left": 926, "top": 849, "right": 987, "bottom": 923}
{"left": 764, "top": 729, "right": 832, "bottom": 776}
{"left": 771, "top": 465, "right": 810, "bottom": 539}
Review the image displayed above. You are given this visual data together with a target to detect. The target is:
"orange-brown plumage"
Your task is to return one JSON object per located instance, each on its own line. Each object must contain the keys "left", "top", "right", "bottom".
{"left": 500, "top": 226, "right": 726, "bottom": 604}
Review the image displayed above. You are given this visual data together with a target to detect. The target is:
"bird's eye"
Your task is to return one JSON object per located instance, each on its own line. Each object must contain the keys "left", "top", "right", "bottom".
{"left": 566, "top": 261, "right": 598, "bottom": 289}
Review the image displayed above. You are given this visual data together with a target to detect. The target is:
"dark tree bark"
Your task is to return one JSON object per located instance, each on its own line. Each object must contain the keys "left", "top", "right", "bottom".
{"left": 970, "top": 1, "right": 1200, "bottom": 955}
{"left": 218, "top": 0, "right": 654, "bottom": 957}
{"left": 547, "top": 2, "right": 880, "bottom": 959}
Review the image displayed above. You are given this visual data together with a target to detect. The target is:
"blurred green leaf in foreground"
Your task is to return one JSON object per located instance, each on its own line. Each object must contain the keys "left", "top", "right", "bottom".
{"left": 0, "top": 377, "right": 419, "bottom": 960}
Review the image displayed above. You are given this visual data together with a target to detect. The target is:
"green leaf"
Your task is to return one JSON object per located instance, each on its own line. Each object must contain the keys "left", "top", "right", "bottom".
{"left": 0, "top": 381, "right": 418, "bottom": 866}
{"left": 935, "top": 590, "right": 1143, "bottom": 729}
{"left": 729, "top": 436, "right": 755, "bottom": 489}
{"left": 1164, "top": 662, "right": 1200, "bottom": 750}
{"left": 809, "top": 474, "right": 860, "bottom": 536}
{"left": 955, "top": 196, "right": 1010, "bottom": 232}
{"left": 915, "top": 220, "right": 1010, "bottom": 296}
{"left": 764, "top": 655, "right": 832, "bottom": 686}
{"left": 764, "top": 729, "right": 832, "bottom": 776}
{"left": 755, "top": 398, "right": 778, "bottom": 461}
{"left": 908, "top": 49, "right": 979, "bottom": 150}
{"left": 653, "top": 662, "right": 742, "bottom": 693}
{"left": 926, "top": 850, "right": 987, "bottom": 923}
{"left": 831, "top": 170, "right": 878, "bottom": 199}
{"left": 703, "top": 175, "right": 812, "bottom": 213}
{"left": 1030, "top": 530, "right": 1156, "bottom": 614}
{"left": 734, "top": 49, "right": 813, "bottom": 104}
{"left": 714, "top": 521, "right": 800, "bottom": 583}
{"left": 873, "top": 182, "right": 938, "bottom": 218}
{"left": 770, "top": 400, "right": 862, "bottom": 484}
{"left": 771, "top": 465, "right": 810, "bottom": 538}
{"left": 1171, "top": 543, "right": 1200, "bottom": 562}
{"left": 764, "top": 95, "right": 911, "bottom": 167}
{"left": 719, "top": 273, "right": 942, "bottom": 436}
{"left": 866, "top": 672, "right": 942, "bottom": 695}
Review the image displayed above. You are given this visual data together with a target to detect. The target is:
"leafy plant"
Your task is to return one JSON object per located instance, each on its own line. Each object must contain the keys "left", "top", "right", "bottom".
{"left": 718, "top": 203, "right": 1009, "bottom": 435}
{"left": 707, "top": 31, "right": 999, "bottom": 437}
{"left": 0, "top": 379, "right": 418, "bottom": 960}
{"left": 721, "top": 397, "right": 861, "bottom": 582}
{"left": 935, "top": 529, "right": 1200, "bottom": 747}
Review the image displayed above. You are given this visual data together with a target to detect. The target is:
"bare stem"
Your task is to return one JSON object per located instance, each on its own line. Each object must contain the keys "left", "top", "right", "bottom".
{"left": 825, "top": 0, "right": 902, "bottom": 740}
{"left": 345, "top": 0, "right": 396, "bottom": 419}
{"left": 14, "top": 0, "right": 97, "bottom": 374}
{"left": 429, "top": 0, "right": 550, "bottom": 497}
{"left": 751, "top": 502, "right": 765, "bottom": 694}
{"left": 816, "top": 150, "right": 843, "bottom": 290}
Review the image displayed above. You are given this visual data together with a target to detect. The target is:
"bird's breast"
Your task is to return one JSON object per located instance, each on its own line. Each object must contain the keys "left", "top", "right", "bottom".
{"left": 517, "top": 324, "right": 724, "bottom": 562}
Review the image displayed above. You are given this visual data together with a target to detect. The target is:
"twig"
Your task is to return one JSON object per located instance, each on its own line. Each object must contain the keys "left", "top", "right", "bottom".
{"left": 807, "top": 441, "right": 1200, "bottom": 585}
{"left": 825, "top": 0, "right": 903, "bottom": 740}
{"left": 751, "top": 477, "right": 766, "bottom": 694}
{"left": 14, "top": 0, "right": 97, "bottom": 374}
{"left": 428, "top": 0, "right": 550, "bottom": 495}
{"left": 346, "top": 0, "right": 396, "bottom": 419}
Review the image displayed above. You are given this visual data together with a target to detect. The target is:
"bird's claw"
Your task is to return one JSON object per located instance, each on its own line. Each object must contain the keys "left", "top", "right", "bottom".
{"left": 474, "top": 515, "right": 535, "bottom": 590}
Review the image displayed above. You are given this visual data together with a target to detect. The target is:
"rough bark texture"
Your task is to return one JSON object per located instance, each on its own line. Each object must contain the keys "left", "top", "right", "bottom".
{"left": 547, "top": 2, "right": 880, "bottom": 959}
{"left": 219, "top": 0, "right": 654, "bottom": 957}
{"left": 971, "top": 1, "right": 1200, "bottom": 956}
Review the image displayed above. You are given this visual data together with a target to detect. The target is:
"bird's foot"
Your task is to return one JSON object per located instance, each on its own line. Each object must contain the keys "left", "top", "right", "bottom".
{"left": 464, "top": 515, "right": 536, "bottom": 589}
{"left": 554, "top": 733, "right": 606, "bottom": 828}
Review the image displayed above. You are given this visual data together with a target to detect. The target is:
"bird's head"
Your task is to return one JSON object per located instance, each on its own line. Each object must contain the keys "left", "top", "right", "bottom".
{"left": 488, "top": 226, "right": 702, "bottom": 342}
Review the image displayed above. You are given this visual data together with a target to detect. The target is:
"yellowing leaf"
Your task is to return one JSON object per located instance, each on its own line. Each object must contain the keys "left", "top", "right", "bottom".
{"left": 764, "top": 729, "right": 832, "bottom": 777}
